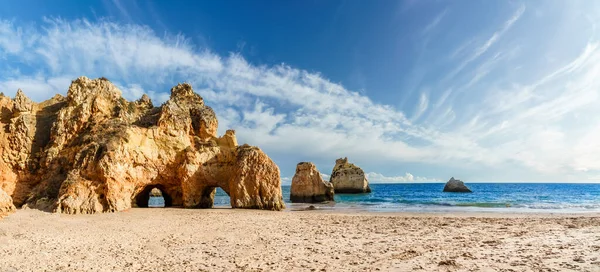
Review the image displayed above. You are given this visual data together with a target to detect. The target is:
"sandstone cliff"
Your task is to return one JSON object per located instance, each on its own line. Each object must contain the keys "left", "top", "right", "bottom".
{"left": 0, "top": 77, "right": 285, "bottom": 214}
{"left": 329, "top": 157, "right": 371, "bottom": 193}
{"left": 290, "top": 162, "right": 334, "bottom": 203}
{"left": 0, "top": 187, "right": 15, "bottom": 218}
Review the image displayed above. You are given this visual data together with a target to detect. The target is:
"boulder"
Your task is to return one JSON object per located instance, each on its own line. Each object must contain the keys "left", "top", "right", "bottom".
{"left": 0, "top": 76, "right": 285, "bottom": 214}
{"left": 329, "top": 157, "right": 371, "bottom": 193}
{"left": 443, "top": 177, "right": 472, "bottom": 193}
{"left": 150, "top": 188, "right": 163, "bottom": 197}
{"left": 290, "top": 162, "right": 334, "bottom": 203}
{"left": 0, "top": 187, "right": 16, "bottom": 218}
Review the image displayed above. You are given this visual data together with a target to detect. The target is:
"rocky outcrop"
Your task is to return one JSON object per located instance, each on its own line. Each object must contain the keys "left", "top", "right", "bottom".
{"left": 0, "top": 187, "right": 16, "bottom": 218}
{"left": 0, "top": 76, "right": 285, "bottom": 214}
{"left": 150, "top": 188, "right": 163, "bottom": 197}
{"left": 290, "top": 162, "right": 334, "bottom": 203}
{"left": 329, "top": 157, "right": 371, "bottom": 193}
{"left": 443, "top": 177, "right": 472, "bottom": 193}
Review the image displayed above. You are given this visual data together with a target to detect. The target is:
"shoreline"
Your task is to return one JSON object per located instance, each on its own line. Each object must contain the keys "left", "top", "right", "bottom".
{"left": 6, "top": 206, "right": 600, "bottom": 217}
{"left": 244, "top": 202, "right": 600, "bottom": 217}
{"left": 292, "top": 208, "right": 600, "bottom": 218}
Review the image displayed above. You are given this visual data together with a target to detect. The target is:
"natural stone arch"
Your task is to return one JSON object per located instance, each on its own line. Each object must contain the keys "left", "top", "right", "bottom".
{"left": 194, "top": 185, "right": 231, "bottom": 208}
{"left": 0, "top": 77, "right": 285, "bottom": 214}
{"left": 178, "top": 150, "right": 235, "bottom": 209}
{"left": 134, "top": 184, "right": 175, "bottom": 208}
{"left": 177, "top": 143, "right": 283, "bottom": 210}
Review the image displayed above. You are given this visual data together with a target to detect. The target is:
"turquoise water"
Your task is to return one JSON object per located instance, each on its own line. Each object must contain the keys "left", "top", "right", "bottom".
{"left": 148, "top": 196, "right": 165, "bottom": 208}
{"left": 213, "top": 183, "right": 600, "bottom": 213}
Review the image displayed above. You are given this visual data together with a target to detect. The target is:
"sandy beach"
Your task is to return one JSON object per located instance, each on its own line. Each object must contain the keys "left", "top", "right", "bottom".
{"left": 1, "top": 208, "right": 599, "bottom": 272}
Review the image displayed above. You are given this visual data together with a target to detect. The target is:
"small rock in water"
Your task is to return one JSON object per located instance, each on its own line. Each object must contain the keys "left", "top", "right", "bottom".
{"left": 150, "top": 188, "right": 163, "bottom": 197}
{"left": 443, "top": 177, "right": 472, "bottom": 193}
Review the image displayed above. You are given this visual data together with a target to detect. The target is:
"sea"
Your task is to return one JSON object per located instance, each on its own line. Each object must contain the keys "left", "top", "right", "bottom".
{"left": 211, "top": 183, "right": 600, "bottom": 213}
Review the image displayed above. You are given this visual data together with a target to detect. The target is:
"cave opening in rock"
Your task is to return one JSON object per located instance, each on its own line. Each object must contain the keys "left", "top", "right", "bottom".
{"left": 195, "top": 186, "right": 231, "bottom": 208}
{"left": 213, "top": 187, "right": 231, "bottom": 207}
{"left": 135, "top": 185, "right": 173, "bottom": 208}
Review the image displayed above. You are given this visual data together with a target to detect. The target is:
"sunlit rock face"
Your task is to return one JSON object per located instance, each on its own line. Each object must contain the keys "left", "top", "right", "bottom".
{"left": 0, "top": 188, "right": 15, "bottom": 218}
{"left": 329, "top": 157, "right": 371, "bottom": 194}
{"left": 290, "top": 162, "right": 334, "bottom": 203}
{"left": 0, "top": 77, "right": 285, "bottom": 214}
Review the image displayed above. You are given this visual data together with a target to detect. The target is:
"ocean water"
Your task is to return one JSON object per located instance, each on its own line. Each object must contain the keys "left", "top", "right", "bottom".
{"left": 213, "top": 183, "right": 600, "bottom": 213}
{"left": 148, "top": 196, "right": 165, "bottom": 208}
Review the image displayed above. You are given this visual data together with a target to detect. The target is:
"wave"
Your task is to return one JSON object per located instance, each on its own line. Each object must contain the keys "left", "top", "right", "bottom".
{"left": 454, "top": 202, "right": 511, "bottom": 208}
{"left": 351, "top": 199, "right": 600, "bottom": 210}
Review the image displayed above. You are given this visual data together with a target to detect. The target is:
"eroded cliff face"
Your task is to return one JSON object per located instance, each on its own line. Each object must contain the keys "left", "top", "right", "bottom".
{"left": 290, "top": 162, "right": 334, "bottom": 203}
{"left": 0, "top": 77, "right": 285, "bottom": 214}
{"left": 329, "top": 157, "right": 371, "bottom": 194}
{"left": 0, "top": 187, "right": 15, "bottom": 218}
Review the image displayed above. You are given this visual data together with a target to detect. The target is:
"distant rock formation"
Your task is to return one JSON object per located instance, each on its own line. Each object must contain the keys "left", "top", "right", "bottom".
{"left": 329, "top": 157, "right": 371, "bottom": 193}
{"left": 150, "top": 188, "right": 163, "bottom": 197}
{"left": 0, "top": 76, "right": 285, "bottom": 214}
{"left": 443, "top": 177, "right": 472, "bottom": 193}
{"left": 290, "top": 162, "right": 334, "bottom": 203}
{"left": 0, "top": 188, "right": 15, "bottom": 218}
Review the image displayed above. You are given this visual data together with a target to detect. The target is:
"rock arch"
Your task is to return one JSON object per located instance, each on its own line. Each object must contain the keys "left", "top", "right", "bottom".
{"left": 134, "top": 184, "right": 174, "bottom": 208}
{"left": 0, "top": 77, "right": 285, "bottom": 214}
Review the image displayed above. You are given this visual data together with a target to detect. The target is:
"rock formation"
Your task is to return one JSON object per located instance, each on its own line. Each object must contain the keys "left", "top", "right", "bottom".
{"left": 0, "top": 76, "right": 285, "bottom": 214}
{"left": 329, "top": 157, "right": 371, "bottom": 193}
{"left": 290, "top": 162, "right": 334, "bottom": 203}
{"left": 150, "top": 188, "right": 163, "bottom": 197}
{"left": 0, "top": 187, "right": 16, "bottom": 218}
{"left": 443, "top": 177, "right": 472, "bottom": 193}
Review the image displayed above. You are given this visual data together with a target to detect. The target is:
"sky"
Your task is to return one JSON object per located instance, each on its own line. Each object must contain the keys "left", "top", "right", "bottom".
{"left": 1, "top": 1, "right": 600, "bottom": 183}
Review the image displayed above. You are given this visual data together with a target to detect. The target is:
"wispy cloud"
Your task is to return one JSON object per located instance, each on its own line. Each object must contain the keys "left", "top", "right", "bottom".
{"left": 445, "top": 5, "right": 525, "bottom": 81}
{"left": 422, "top": 9, "right": 448, "bottom": 36}
{"left": 411, "top": 92, "right": 429, "bottom": 121}
{"left": 366, "top": 172, "right": 440, "bottom": 183}
{"left": 111, "top": 0, "right": 132, "bottom": 21}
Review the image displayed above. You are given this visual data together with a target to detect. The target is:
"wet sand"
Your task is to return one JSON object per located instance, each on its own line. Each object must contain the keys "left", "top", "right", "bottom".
{"left": 1, "top": 208, "right": 599, "bottom": 271}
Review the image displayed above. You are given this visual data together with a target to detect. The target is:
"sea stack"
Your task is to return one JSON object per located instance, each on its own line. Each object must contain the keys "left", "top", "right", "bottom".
{"left": 150, "top": 188, "right": 163, "bottom": 197}
{"left": 329, "top": 157, "right": 371, "bottom": 193}
{"left": 443, "top": 177, "right": 472, "bottom": 193}
{"left": 0, "top": 187, "right": 16, "bottom": 218}
{"left": 0, "top": 76, "right": 285, "bottom": 213}
{"left": 290, "top": 162, "right": 334, "bottom": 203}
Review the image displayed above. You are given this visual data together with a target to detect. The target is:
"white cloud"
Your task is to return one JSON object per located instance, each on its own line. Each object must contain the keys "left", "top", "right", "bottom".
{"left": 411, "top": 92, "right": 429, "bottom": 121}
{"left": 366, "top": 172, "right": 440, "bottom": 183}
{"left": 280, "top": 176, "right": 293, "bottom": 185}
{"left": 0, "top": 20, "right": 25, "bottom": 55}
{"left": 280, "top": 174, "right": 330, "bottom": 185}
{"left": 477, "top": 5, "right": 525, "bottom": 58}
{"left": 0, "top": 75, "right": 73, "bottom": 101}
{"left": 422, "top": 9, "right": 448, "bottom": 36}
{"left": 443, "top": 5, "right": 525, "bottom": 84}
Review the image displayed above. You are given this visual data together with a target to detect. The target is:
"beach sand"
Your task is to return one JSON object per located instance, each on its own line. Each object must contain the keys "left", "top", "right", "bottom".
{"left": 1, "top": 208, "right": 599, "bottom": 271}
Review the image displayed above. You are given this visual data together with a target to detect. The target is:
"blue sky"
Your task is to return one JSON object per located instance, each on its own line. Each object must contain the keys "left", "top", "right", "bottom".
{"left": 1, "top": 1, "right": 600, "bottom": 183}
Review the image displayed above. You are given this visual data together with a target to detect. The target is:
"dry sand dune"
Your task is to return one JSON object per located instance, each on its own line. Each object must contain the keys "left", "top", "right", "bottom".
{"left": 1, "top": 208, "right": 599, "bottom": 271}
